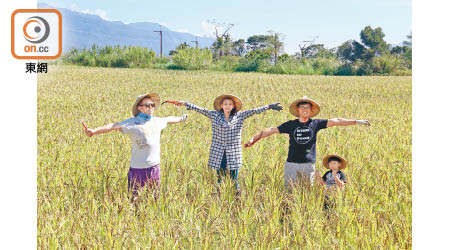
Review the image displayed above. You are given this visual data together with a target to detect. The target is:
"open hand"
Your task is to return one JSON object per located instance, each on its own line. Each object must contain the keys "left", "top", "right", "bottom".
{"left": 356, "top": 120, "right": 370, "bottom": 126}
{"left": 245, "top": 132, "right": 263, "bottom": 147}
{"left": 268, "top": 102, "right": 283, "bottom": 111}
{"left": 245, "top": 138, "right": 256, "bottom": 148}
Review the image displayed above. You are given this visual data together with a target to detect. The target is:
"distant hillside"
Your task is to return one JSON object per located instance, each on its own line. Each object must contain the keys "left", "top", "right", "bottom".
{"left": 38, "top": 3, "right": 215, "bottom": 56}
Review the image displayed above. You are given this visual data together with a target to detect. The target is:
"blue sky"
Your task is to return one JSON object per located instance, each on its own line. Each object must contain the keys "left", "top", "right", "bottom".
{"left": 41, "top": 0, "right": 411, "bottom": 54}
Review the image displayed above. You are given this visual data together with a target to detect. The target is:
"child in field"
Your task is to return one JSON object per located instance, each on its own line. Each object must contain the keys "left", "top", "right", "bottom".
{"left": 314, "top": 154, "right": 347, "bottom": 210}
{"left": 84, "top": 93, "right": 188, "bottom": 202}
{"left": 174, "top": 95, "right": 282, "bottom": 195}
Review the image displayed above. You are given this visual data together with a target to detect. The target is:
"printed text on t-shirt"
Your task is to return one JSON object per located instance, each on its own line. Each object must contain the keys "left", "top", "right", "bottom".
{"left": 293, "top": 126, "right": 313, "bottom": 144}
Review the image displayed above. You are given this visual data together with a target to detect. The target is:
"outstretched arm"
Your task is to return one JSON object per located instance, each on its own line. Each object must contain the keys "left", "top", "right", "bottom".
{"left": 245, "top": 127, "right": 280, "bottom": 147}
{"left": 174, "top": 101, "right": 213, "bottom": 119}
{"left": 327, "top": 118, "right": 370, "bottom": 128}
{"left": 166, "top": 114, "right": 188, "bottom": 124}
{"left": 240, "top": 103, "right": 283, "bottom": 120}
{"left": 84, "top": 123, "right": 122, "bottom": 137}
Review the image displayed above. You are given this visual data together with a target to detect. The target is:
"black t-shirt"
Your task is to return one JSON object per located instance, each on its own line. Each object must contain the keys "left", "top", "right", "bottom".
{"left": 277, "top": 119, "right": 328, "bottom": 163}
{"left": 322, "top": 170, "right": 347, "bottom": 187}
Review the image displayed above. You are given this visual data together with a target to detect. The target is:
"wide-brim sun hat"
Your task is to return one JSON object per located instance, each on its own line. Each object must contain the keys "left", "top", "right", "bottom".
{"left": 323, "top": 154, "right": 347, "bottom": 170}
{"left": 132, "top": 93, "right": 160, "bottom": 117}
{"left": 289, "top": 96, "right": 320, "bottom": 117}
{"left": 213, "top": 94, "right": 242, "bottom": 111}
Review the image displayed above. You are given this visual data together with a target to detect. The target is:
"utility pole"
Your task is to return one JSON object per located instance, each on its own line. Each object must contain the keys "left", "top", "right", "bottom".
{"left": 191, "top": 36, "right": 198, "bottom": 48}
{"left": 153, "top": 25, "right": 162, "bottom": 58}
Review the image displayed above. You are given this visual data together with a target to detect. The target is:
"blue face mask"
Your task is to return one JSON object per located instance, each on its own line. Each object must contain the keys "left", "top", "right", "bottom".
{"left": 137, "top": 112, "right": 152, "bottom": 121}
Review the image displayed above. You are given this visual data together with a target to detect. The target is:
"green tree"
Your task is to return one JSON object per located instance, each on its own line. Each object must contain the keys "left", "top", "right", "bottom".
{"left": 246, "top": 35, "right": 271, "bottom": 52}
{"left": 236, "top": 49, "right": 271, "bottom": 72}
{"left": 223, "top": 34, "right": 233, "bottom": 56}
{"left": 302, "top": 44, "right": 335, "bottom": 59}
{"left": 208, "top": 20, "right": 234, "bottom": 58}
{"left": 360, "top": 26, "right": 389, "bottom": 57}
{"left": 169, "top": 42, "right": 190, "bottom": 56}
{"left": 390, "top": 45, "right": 411, "bottom": 69}
{"left": 277, "top": 53, "right": 289, "bottom": 62}
{"left": 337, "top": 40, "right": 366, "bottom": 62}
{"left": 267, "top": 31, "right": 284, "bottom": 64}
{"left": 232, "top": 39, "right": 246, "bottom": 56}
{"left": 403, "top": 32, "right": 412, "bottom": 47}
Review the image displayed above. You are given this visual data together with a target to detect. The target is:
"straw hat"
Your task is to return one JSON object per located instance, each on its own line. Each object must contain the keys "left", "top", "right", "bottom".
{"left": 323, "top": 155, "right": 347, "bottom": 170}
{"left": 289, "top": 96, "right": 320, "bottom": 117}
{"left": 132, "top": 93, "right": 160, "bottom": 117}
{"left": 213, "top": 94, "right": 242, "bottom": 111}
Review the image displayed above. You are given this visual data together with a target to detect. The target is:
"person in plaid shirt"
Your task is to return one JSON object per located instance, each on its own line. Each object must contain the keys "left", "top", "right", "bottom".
{"left": 174, "top": 94, "right": 282, "bottom": 194}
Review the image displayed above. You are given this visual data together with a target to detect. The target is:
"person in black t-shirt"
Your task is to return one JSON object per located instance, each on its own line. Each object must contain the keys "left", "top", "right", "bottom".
{"left": 315, "top": 155, "right": 347, "bottom": 210}
{"left": 245, "top": 96, "right": 369, "bottom": 189}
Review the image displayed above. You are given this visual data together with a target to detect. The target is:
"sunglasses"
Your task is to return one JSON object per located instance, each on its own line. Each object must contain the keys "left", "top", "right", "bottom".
{"left": 138, "top": 103, "right": 156, "bottom": 108}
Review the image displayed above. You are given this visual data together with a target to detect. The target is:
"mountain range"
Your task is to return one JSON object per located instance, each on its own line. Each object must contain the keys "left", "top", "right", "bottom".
{"left": 38, "top": 3, "right": 215, "bottom": 56}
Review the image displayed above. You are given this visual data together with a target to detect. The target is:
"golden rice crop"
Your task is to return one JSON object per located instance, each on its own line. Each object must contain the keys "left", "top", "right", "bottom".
{"left": 38, "top": 65, "right": 411, "bottom": 249}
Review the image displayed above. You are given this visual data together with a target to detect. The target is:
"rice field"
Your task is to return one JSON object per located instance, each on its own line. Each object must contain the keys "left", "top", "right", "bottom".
{"left": 38, "top": 65, "right": 411, "bottom": 249}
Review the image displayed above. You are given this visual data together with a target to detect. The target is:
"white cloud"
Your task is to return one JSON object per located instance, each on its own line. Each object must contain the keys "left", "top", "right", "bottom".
{"left": 174, "top": 28, "right": 189, "bottom": 33}
{"left": 70, "top": 4, "right": 110, "bottom": 21}
{"left": 199, "top": 21, "right": 218, "bottom": 38}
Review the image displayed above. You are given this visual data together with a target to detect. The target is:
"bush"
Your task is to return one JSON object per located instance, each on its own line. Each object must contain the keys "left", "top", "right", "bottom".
{"left": 235, "top": 50, "right": 271, "bottom": 72}
{"left": 265, "top": 57, "right": 303, "bottom": 74}
{"left": 265, "top": 57, "right": 337, "bottom": 75}
{"left": 171, "top": 48, "right": 213, "bottom": 70}
{"left": 370, "top": 54, "right": 403, "bottom": 75}
{"left": 211, "top": 56, "right": 241, "bottom": 72}
{"left": 61, "top": 45, "right": 156, "bottom": 68}
{"left": 335, "top": 63, "right": 354, "bottom": 76}
{"left": 310, "top": 57, "right": 340, "bottom": 75}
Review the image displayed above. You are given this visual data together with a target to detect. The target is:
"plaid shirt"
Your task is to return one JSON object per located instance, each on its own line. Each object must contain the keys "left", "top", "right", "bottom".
{"left": 185, "top": 102, "right": 269, "bottom": 170}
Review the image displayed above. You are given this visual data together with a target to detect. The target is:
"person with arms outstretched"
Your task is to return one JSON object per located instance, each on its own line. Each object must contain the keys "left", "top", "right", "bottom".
{"left": 84, "top": 93, "right": 188, "bottom": 202}
{"left": 174, "top": 94, "right": 282, "bottom": 195}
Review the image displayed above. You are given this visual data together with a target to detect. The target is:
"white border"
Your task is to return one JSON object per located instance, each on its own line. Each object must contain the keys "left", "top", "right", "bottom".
{"left": 1, "top": 0, "right": 36, "bottom": 249}
{"left": 413, "top": 0, "right": 450, "bottom": 248}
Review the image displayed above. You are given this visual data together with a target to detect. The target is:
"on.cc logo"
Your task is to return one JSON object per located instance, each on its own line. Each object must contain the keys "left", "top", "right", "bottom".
{"left": 23, "top": 16, "right": 50, "bottom": 44}
{"left": 11, "top": 9, "right": 62, "bottom": 59}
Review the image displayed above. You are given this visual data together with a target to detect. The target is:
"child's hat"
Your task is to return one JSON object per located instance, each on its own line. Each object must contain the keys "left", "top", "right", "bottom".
{"left": 323, "top": 154, "right": 347, "bottom": 170}
{"left": 132, "top": 93, "right": 160, "bottom": 117}
{"left": 289, "top": 96, "right": 320, "bottom": 117}
{"left": 214, "top": 94, "right": 242, "bottom": 111}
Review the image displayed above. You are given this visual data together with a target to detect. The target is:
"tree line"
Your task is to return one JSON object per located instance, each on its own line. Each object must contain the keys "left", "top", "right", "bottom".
{"left": 62, "top": 25, "right": 411, "bottom": 76}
